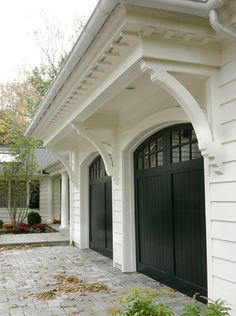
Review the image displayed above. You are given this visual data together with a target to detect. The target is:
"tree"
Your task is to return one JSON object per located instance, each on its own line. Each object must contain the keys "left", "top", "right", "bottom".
{"left": 0, "top": 136, "right": 39, "bottom": 227}
{"left": 0, "top": 14, "right": 85, "bottom": 141}
{"left": 0, "top": 14, "right": 85, "bottom": 225}
{"left": 24, "top": 14, "right": 85, "bottom": 116}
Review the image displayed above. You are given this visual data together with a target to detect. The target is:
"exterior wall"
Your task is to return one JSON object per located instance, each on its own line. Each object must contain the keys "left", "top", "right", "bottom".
{"left": 39, "top": 176, "right": 50, "bottom": 222}
{"left": 207, "top": 44, "right": 236, "bottom": 313}
{"left": 112, "top": 177, "right": 123, "bottom": 268}
{"left": 52, "top": 175, "right": 61, "bottom": 220}
{"left": 0, "top": 176, "right": 47, "bottom": 223}
{"left": 64, "top": 21, "right": 236, "bottom": 316}
{"left": 70, "top": 67, "right": 236, "bottom": 313}
{"left": 70, "top": 151, "right": 81, "bottom": 245}
{"left": 0, "top": 208, "right": 12, "bottom": 223}
{"left": 71, "top": 182, "right": 80, "bottom": 244}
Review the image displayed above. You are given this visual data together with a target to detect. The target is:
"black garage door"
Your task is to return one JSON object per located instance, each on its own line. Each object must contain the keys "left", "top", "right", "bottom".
{"left": 89, "top": 156, "right": 113, "bottom": 259}
{"left": 134, "top": 124, "right": 207, "bottom": 299}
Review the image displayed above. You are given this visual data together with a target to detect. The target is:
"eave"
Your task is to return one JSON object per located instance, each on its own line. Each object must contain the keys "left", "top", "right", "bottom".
{"left": 26, "top": 1, "right": 225, "bottom": 147}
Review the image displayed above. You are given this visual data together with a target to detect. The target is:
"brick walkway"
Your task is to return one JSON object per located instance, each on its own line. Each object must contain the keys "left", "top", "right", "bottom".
{"left": 0, "top": 245, "right": 192, "bottom": 316}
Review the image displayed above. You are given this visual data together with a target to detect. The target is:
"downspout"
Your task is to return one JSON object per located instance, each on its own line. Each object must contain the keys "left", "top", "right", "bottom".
{"left": 208, "top": 0, "right": 236, "bottom": 42}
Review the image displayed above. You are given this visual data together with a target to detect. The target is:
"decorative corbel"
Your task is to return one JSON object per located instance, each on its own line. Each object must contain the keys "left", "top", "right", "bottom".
{"left": 140, "top": 59, "right": 223, "bottom": 175}
{"left": 72, "top": 123, "right": 119, "bottom": 183}
{"left": 48, "top": 148, "right": 79, "bottom": 189}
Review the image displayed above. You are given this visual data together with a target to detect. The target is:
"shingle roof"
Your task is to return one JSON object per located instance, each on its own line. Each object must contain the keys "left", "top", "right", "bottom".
{"left": 35, "top": 148, "right": 59, "bottom": 170}
{"left": 0, "top": 146, "right": 59, "bottom": 171}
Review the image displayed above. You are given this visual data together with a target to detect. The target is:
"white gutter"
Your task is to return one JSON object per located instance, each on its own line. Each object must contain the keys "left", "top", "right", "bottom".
{"left": 208, "top": 0, "right": 236, "bottom": 42}
{"left": 26, "top": 0, "right": 236, "bottom": 137}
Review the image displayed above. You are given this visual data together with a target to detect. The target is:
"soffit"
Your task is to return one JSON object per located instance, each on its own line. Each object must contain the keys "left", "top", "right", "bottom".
{"left": 36, "top": 4, "right": 220, "bottom": 146}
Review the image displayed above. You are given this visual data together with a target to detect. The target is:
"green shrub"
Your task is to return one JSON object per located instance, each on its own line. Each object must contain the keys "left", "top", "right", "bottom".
{"left": 206, "top": 299, "right": 231, "bottom": 316}
{"left": 0, "top": 219, "right": 4, "bottom": 228}
{"left": 27, "top": 211, "right": 42, "bottom": 226}
{"left": 107, "top": 288, "right": 231, "bottom": 316}
{"left": 107, "top": 288, "right": 173, "bottom": 316}
{"left": 181, "top": 296, "right": 231, "bottom": 316}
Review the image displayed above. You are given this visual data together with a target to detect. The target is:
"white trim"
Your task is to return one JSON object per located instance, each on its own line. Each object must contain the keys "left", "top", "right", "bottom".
{"left": 140, "top": 59, "right": 224, "bottom": 175}
{"left": 204, "top": 158, "right": 213, "bottom": 299}
{"left": 72, "top": 123, "right": 116, "bottom": 179}
{"left": 48, "top": 149, "right": 78, "bottom": 188}
{"left": 79, "top": 152, "right": 98, "bottom": 249}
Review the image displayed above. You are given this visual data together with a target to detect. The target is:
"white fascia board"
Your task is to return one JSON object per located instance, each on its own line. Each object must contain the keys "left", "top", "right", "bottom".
{"left": 26, "top": 0, "right": 210, "bottom": 138}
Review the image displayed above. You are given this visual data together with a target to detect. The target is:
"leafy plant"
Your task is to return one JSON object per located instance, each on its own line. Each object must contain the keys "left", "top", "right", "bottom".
{"left": 108, "top": 288, "right": 231, "bottom": 316}
{"left": 12, "top": 223, "right": 29, "bottom": 234}
{"left": 181, "top": 296, "right": 231, "bottom": 316}
{"left": 206, "top": 299, "right": 231, "bottom": 316}
{"left": 31, "top": 223, "right": 46, "bottom": 233}
{"left": 107, "top": 288, "right": 173, "bottom": 316}
{"left": 181, "top": 296, "right": 201, "bottom": 316}
{"left": 27, "top": 211, "right": 41, "bottom": 226}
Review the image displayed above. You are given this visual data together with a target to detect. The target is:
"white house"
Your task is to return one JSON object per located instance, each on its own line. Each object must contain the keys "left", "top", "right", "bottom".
{"left": 26, "top": 0, "right": 236, "bottom": 313}
{"left": 0, "top": 146, "right": 69, "bottom": 230}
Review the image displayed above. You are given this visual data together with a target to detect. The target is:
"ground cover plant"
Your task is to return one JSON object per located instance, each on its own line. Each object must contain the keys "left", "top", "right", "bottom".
{"left": 107, "top": 288, "right": 231, "bottom": 316}
{"left": 0, "top": 222, "right": 56, "bottom": 234}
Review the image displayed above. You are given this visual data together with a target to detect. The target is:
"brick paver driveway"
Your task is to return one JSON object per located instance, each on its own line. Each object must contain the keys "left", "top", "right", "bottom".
{"left": 0, "top": 245, "right": 190, "bottom": 316}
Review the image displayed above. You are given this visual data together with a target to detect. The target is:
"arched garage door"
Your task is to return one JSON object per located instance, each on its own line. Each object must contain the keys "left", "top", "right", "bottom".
{"left": 134, "top": 124, "right": 207, "bottom": 298}
{"left": 89, "top": 156, "right": 113, "bottom": 259}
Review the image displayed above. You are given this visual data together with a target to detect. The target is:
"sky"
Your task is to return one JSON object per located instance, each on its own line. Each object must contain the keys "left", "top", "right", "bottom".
{"left": 0, "top": 0, "right": 99, "bottom": 83}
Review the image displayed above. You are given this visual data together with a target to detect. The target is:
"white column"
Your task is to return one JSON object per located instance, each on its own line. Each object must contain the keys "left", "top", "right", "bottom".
{"left": 60, "top": 171, "right": 69, "bottom": 230}
{"left": 47, "top": 176, "right": 54, "bottom": 224}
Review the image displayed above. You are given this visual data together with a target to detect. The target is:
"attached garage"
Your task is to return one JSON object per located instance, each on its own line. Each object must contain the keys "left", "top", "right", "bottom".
{"left": 134, "top": 124, "right": 207, "bottom": 299}
{"left": 89, "top": 155, "right": 113, "bottom": 259}
{"left": 27, "top": 0, "right": 236, "bottom": 313}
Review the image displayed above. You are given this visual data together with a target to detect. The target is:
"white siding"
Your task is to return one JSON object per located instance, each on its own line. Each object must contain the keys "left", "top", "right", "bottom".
{"left": 39, "top": 177, "right": 50, "bottom": 222}
{"left": 71, "top": 183, "right": 80, "bottom": 245}
{"left": 0, "top": 208, "right": 11, "bottom": 223}
{"left": 53, "top": 176, "right": 61, "bottom": 220}
{"left": 112, "top": 179, "right": 123, "bottom": 267}
{"left": 208, "top": 54, "right": 236, "bottom": 313}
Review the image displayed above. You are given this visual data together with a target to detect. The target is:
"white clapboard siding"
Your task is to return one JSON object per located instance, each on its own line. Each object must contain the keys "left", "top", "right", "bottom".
{"left": 208, "top": 56, "right": 236, "bottom": 311}
{"left": 39, "top": 177, "right": 50, "bottom": 222}
{"left": 72, "top": 183, "right": 80, "bottom": 244}
{"left": 112, "top": 179, "right": 123, "bottom": 267}
{"left": 53, "top": 176, "right": 61, "bottom": 220}
{"left": 0, "top": 208, "right": 11, "bottom": 222}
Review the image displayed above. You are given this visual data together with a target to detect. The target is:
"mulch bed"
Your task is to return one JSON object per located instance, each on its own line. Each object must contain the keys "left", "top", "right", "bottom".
{"left": 0, "top": 223, "right": 57, "bottom": 235}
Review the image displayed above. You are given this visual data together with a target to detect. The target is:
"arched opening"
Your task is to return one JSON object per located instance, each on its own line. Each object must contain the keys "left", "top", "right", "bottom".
{"left": 89, "top": 155, "right": 113, "bottom": 259}
{"left": 134, "top": 123, "right": 207, "bottom": 299}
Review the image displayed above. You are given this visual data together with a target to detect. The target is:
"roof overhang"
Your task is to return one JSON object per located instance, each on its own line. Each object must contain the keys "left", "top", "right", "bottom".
{"left": 26, "top": 0, "right": 230, "bottom": 146}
